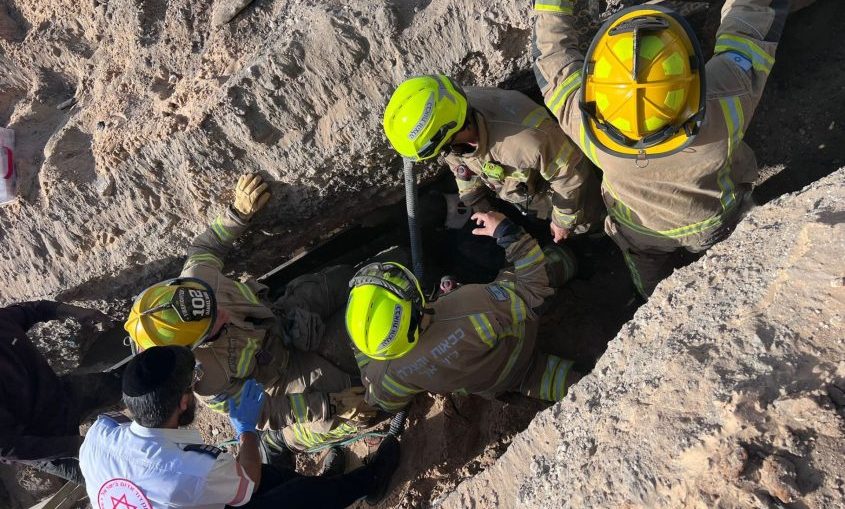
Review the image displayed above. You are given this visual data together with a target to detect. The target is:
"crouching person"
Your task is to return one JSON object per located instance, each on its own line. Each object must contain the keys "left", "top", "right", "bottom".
{"left": 79, "top": 346, "right": 400, "bottom": 508}
{"left": 345, "top": 211, "right": 582, "bottom": 413}
{"left": 124, "top": 173, "right": 377, "bottom": 458}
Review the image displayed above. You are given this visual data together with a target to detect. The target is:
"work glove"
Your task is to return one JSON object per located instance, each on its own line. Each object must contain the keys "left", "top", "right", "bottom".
{"left": 233, "top": 173, "right": 271, "bottom": 220}
{"left": 330, "top": 387, "right": 379, "bottom": 424}
{"left": 228, "top": 378, "right": 266, "bottom": 438}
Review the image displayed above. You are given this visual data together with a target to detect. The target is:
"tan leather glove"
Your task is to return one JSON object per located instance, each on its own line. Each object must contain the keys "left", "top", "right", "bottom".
{"left": 234, "top": 173, "right": 270, "bottom": 220}
{"left": 330, "top": 387, "right": 379, "bottom": 424}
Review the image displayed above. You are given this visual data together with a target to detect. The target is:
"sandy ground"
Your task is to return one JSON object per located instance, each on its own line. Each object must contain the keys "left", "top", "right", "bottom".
{"left": 1, "top": 0, "right": 843, "bottom": 507}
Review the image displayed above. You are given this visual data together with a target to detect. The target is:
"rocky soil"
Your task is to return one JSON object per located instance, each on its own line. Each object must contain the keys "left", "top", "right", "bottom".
{"left": 2, "top": 0, "right": 844, "bottom": 507}
{"left": 442, "top": 168, "right": 845, "bottom": 508}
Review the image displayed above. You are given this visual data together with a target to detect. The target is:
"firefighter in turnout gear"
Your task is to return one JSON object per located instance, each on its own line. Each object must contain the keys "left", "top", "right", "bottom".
{"left": 532, "top": 0, "right": 791, "bottom": 296}
{"left": 345, "top": 211, "right": 582, "bottom": 412}
{"left": 383, "top": 75, "right": 603, "bottom": 243}
{"left": 125, "top": 174, "right": 376, "bottom": 453}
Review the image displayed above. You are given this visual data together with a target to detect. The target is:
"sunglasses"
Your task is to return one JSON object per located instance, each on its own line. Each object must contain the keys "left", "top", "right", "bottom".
{"left": 191, "top": 362, "right": 204, "bottom": 389}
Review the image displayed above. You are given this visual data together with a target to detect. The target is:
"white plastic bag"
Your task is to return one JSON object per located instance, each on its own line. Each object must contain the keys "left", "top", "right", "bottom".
{"left": 0, "top": 127, "right": 16, "bottom": 205}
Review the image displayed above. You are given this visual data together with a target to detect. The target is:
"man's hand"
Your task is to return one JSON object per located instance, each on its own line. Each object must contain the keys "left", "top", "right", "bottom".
{"left": 471, "top": 211, "right": 506, "bottom": 238}
{"left": 234, "top": 174, "right": 271, "bottom": 220}
{"left": 228, "top": 379, "right": 265, "bottom": 438}
{"left": 550, "top": 222, "right": 572, "bottom": 243}
{"left": 56, "top": 303, "right": 113, "bottom": 329}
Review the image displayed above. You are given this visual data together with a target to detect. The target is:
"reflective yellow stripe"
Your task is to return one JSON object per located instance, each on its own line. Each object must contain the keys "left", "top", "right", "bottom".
{"left": 185, "top": 253, "right": 223, "bottom": 270}
{"left": 235, "top": 338, "right": 258, "bottom": 377}
{"left": 494, "top": 335, "right": 525, "bottom": 387}
{"left": 533, "top": 0, "right": 573, "bottom": 14}
{"left": 541, "top": 141, "right": 577, "bottom": 180}
{"left": 514, "top": 244, "right": 545, "bottom": 270}
{"left": 578, "top": 122, "right": 601, "bottom": 168}
{"left": 714, "top": 34, "right": 774, "bottom": 73}
{"left": 381, "top": 374, "right": 419, "bottom": 398}
{"left": 606, "top": 169, "right": 733, "bottom": 239}
{"left": 552, "top": 207, "right": 578, "bottom": 228}
{"left": 211, "top": 216, "right": 234, "bottom": 243}
{"left": 522, "top": 106, "right": 549, "bottom": 128}
{"left": 494, "top": 282, "right": 527, "bottom": 326}
{"left": 235, "top": 282, "right": 260, "bottom": 305}
{"left": 546, "top": 70, "right": 582, "bottom": 117}
{"left": 354, "top": 351, "right": 370, "bottom": 369}
{"left": 289, "top": 394, "right": 308, "bottom": 421}
{"left": 300, "top": 422, "right": 358, "bottom": 453}
{"left": 552, "top": 359, "right": 573, "bottom": 400}
{"left": 206, "top": 384, "right": 246, "bottom": 414}
{"left": 540, "top": 355, "right": 562, "bottom": 400}
{"left": 469, "top": 313, "right": 497, "bottom": 348}
{"left": 622, "top": 251, "right": 646, "bottom": 298}
{"left": 718, "top": 96, "right": 743, "bottom": 211}
{"left": 368, "top": 385, "right": 407, "bottom": 412}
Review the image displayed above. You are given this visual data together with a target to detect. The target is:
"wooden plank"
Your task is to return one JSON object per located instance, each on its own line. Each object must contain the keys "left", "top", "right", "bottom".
{"left": 29, "top": 482, "right": 86, "bottom": 509}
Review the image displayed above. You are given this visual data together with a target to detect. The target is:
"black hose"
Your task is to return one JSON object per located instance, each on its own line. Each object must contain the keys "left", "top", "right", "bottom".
{"left": 403, "top": 157, "right": 425, "bottom": 282}
{"left": 389, "top": 157, "right": 425, "bottom": 438}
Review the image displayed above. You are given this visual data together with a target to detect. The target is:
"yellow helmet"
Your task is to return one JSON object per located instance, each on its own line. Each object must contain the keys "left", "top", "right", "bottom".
{"left": 383, "top": 75, "right": 468, "bottom": 161}
{"left": 346, "top": 262, "right": 425, "bottom": 360}
{"left": 125, "top": 278, "right": 217, "bottom": 351}
{"left": 581, "top": 5, "right": 705, "bottom": 158}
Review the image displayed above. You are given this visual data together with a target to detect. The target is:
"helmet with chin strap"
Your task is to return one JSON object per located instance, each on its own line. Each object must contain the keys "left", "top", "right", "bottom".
{"left": 345, "top": 262, "right": 425, "bottom": 360}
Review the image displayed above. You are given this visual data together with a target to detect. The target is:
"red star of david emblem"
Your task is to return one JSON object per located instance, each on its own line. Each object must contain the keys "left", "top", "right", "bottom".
{"left": 111, "top": 494, "right": 137, "bottom": 509}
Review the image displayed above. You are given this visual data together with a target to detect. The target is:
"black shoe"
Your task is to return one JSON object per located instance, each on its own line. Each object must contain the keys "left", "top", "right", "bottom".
{"left": 318, "top": 447, "right": 346, "bottom": 477}
{"left": 365, "top": 436, "right": 400, "bottom": 506}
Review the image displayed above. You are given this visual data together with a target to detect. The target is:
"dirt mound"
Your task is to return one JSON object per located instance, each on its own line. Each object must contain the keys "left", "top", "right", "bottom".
{"left": 0, "top": 0, "right": 542, "bottom": 308}
{"left": 441, "top": 169, "right": 845, "bottom": 508}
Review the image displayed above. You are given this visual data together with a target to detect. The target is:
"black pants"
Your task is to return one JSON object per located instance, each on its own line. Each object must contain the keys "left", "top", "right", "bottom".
{"left": 236, "top": 464, "right": 373, "bottom": 509}
{"left": 20, "top": 371, "right": 123, "bottom": 484}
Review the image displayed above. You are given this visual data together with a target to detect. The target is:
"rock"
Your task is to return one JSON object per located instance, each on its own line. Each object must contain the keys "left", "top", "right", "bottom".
{"left": 442, "top": 169, "right": 845, "bottom": 508}
{"left": 759, "top": 455, "right": 800, "bottom": 504}
{"left": 212, "top": 0, "right": 255, "bottom": 27}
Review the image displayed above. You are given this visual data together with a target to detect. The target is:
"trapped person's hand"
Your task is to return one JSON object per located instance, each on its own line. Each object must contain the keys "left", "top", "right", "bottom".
{"left": 550, "top": 222, "right": 571, "bottom": 243}
{"left": 470, "top": 211, "right": 506, "bottom": 238}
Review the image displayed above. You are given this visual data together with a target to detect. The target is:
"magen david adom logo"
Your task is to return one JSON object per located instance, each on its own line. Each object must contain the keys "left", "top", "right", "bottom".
{"left": 97, "top": 478, "right": 152, "bottom": 509}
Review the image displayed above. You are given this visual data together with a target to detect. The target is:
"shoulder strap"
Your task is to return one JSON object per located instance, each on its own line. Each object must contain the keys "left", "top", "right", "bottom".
{"left": 99, "top": 411, "right": 132, "bottom": 427}
{"left": 183, "top": 444, "right": 222, "bottom": 458}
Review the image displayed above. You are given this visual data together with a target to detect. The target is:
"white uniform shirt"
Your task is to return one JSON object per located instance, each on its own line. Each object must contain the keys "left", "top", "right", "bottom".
{"left": 80, "top": 414, "right": 254, "bottom": 509}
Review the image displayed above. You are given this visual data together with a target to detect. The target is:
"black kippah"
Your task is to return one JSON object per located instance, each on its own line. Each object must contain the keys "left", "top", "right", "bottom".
{"left": 123, "top": 346, "right": 177, "bottom": 397}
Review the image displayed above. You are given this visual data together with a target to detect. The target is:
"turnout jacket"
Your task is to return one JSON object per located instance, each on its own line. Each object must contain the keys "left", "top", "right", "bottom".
{"left": 532, "top": 0, "right": 789, "bottom": 237}
{"left": 444, "top": 87, "right": 591, "bottom": 230}
{"left": 357, "top": 229, "right": 553, "bottom": 412}
{"left": 0, "top": 301, "right": 78, "bottom": 461}
{"left": 184, "top": 206, "right": 298, "bottom": 429}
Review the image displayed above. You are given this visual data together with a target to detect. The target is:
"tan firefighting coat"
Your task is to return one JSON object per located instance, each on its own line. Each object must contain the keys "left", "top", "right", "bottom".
{"left": 355, "top": 229, "right": 555, "bottom": 411}
{"left": 184, "top": 207, "right": 361, "bottom": 450}
{"left": 444, "top": 87, "right": 599, "bottom": 232}
{"left": 532, "top": 0, "right": 789, "bottom": 294}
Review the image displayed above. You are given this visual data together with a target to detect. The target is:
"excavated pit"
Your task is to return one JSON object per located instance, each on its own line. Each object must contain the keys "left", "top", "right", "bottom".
{"left": 1, "top": 0, "right": 844, "bottom": 507}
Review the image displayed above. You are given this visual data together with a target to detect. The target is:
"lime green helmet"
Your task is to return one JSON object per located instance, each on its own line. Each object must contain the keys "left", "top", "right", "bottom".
{"left": 382, "top": 75, "right": 468, "bottom": 162}
{"left": 346, "top": 262, "right": 425, "bottom": 360}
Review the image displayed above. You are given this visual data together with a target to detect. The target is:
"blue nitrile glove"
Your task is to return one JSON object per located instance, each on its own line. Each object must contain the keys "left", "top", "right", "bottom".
{"left": 228, "top": 378, "right": 265, "bottom": 438}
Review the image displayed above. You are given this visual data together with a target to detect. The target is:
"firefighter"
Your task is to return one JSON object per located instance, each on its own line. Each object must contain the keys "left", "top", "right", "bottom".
{"left": 345, "top": 211, "right": 581, "bottom": 412}
{"left": 123, "top": 174, "right": 376, "bottom": 455}
{"left": 383, "top": 75, "right": 603, "bottom": 243}
{"left": 531, "top": 0, "right": 791, "bottom": 297}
